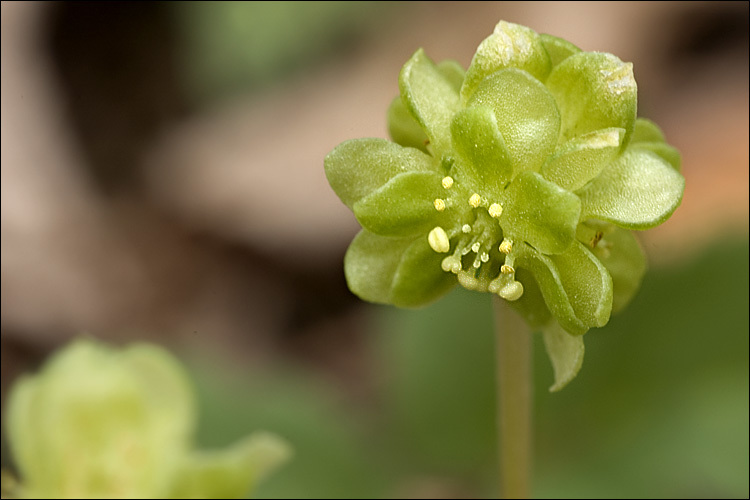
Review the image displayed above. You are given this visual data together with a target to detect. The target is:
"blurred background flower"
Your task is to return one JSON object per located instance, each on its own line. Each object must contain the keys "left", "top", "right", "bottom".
{"left": 1, "top": 2, "right": 747, "bottom": 498}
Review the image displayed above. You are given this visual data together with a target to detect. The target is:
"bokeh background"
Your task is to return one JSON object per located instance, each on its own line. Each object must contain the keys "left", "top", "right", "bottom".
{"left": 2, "top": 1, "right": 748, "bottom": 498}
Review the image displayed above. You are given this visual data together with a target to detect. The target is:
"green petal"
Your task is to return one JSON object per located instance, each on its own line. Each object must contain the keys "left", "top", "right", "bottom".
{"left": 542, "top": 127, "right": 624, "bottom": 191}
{"left": 169, "top": 433, "right": 291, "bottom": 499}
{"left": 387, "top": 97, "right": 429, "bottom": 153}
{"left": 399, "top": 49, "right": 461, "bottom": 154}
{"left": 450, "top": 106, "right": 513, "bottom": 197}
{"left": 515, "top": 247, "right": 586, "bottom": 335}
{"left": 581, "top": 223, "right": 647, "bottom": 313}
{"left": 631, "top": 117, "right": 665, "bottom": 143}
{"left": 344, "top": 230, "right": 415, "bottom": 305}
{"left": 546, "top": 52, "right": 637, "bottom": 145}
{"left": 353, "top": 171, "right": 449, "bottom": 237}
{"left": 516, "top": 241, "right": 613, "bottom": 335}
{"left": 631, "top": 142, "right": 681, "bottom": 171}
{"left": 539, "top": 33, "right": 582, "bottom": 68}
{"left": 461, "top": 20, "right": 552, "bottom": 102}
{"left": 390, "top": 236, "right": 457, "bottom": 308}
{"left": 344, "top": 230, "right": 455, "bottom": 308}
{"left": 548, "top": 240, "right": 613, "bottom": 327}
{"left": 469, "top": 68, "right": 560, "bottom": 172}
{"left": 437, "top": 60, "right": 466, "bottom": 92}
{"left": 577, "top": 148, "right": 685, "bottom": 229}
{"left": 324, "top": 138, "right": 435, "bottom": 209}
{"left": 501, "top": 171, "right": 580, "bottom": 255}
{"left": 6, "top": 340, "right": 195, "bottom": 498}
{"left": 543, "top": 321, "right": 585, "bottom": 392}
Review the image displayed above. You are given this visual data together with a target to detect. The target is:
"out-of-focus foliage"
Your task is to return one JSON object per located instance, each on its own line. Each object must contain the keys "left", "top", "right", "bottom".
{"left": 4, "top": 340, "right": 290, "bottom": 499}
{"left": 192, "top": 241, "right": 748, "bottom": 499}
{"left": 173, "top": 1, "right": 389, "bottom": 104}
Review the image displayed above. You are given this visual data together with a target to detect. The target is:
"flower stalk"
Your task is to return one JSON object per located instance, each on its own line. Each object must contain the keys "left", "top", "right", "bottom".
{"left": 494, "top": 296, "right": 532, "bottom": 499}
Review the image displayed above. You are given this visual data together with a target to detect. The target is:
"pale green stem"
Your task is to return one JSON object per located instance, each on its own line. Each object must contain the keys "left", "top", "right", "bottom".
{"left": 493, "top": 296, "right": 532, "bottom": 499}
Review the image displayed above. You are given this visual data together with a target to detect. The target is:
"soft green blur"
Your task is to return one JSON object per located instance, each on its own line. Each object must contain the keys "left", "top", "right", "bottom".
{"left": 4, "top": 340, "right": 290, "bottom": 499}
{"left": 190, "top": 240, "right": 748, "bottom": 499}
{"left": 2, "top": 3, "right": 745, "bottom": 499}
{"left": 172, "top": 3, "right": 746, "bottom": 498}
{"left": 173, "top": 1, "right": 388, "bottom": 104}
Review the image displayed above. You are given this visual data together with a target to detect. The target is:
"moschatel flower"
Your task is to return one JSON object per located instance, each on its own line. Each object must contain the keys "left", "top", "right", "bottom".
{"left": 4, "top": 339, "right": 291, "bottom": 498}
{"left": 324, "top": 21, "right": 684, "bottom": 389}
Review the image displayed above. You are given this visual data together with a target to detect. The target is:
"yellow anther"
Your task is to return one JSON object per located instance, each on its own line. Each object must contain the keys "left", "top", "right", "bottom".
{"left": 441, "top": 176, "right": 454, "bottom": 189}
{"left": 501, "top": 264, "right": 515, "bottom": 274}
{"left": 589, "top": 231, "right": 604, "bottom": 249}
{"left": 457, "top": 270, "right": 481, "bottom": 291}
{"left": 480, "top": 252, "right": 490, "bottom": 263}
{"left": 428, "top": 226, "right": 450, "bottom": 253}
{"left": 433, "top": 198, "right": 446, "bottom": 212}
{"left": 498, "top": 281, "right": 524, "bottom": 301}
{"left": 488, "top": 203, "right": 503, "bottom": 218}
{"left": 441, "top": 255, "right": 461, "bottom": 273}
{"left": 469, "top": 193, "right": 482, "bottom": 208}
{"left": 471, "top": 242, "right": 481, "bottom": 253}
{"left": 462, "top": 224, "right": 472, "bottom": 234}
{"left": 499, "top": 239, "right": 513, "bottom": 255}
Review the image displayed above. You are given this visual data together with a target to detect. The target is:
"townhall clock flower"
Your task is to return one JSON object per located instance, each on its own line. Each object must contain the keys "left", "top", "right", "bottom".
{"left": 3, "top": 340, "right": 291, "bottom": 499}
{"left": 324, "top": 21, "right": 684, "bottom": 389}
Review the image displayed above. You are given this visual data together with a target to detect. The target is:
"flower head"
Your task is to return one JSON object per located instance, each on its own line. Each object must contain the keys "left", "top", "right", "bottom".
{"left": 324, "top": 21, "right": 684, "bottom": 389}
{"left": 4, "top": 339, "right": 291, "bottom": 498}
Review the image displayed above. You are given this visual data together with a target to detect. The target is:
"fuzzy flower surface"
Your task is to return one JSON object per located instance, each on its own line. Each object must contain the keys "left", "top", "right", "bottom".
{"left": 324, "top": 21, "right": 684, "bottom": 390}
{"left": 3, "top": 339, "right": 291, "bottom": 499}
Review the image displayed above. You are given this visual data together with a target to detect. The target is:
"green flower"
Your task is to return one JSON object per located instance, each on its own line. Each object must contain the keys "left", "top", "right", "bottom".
{"left": 324, "top": 21, "right": 684, "bottom": 389}
{"left": 4, "top": 339, "right": 291, "bottom": 499}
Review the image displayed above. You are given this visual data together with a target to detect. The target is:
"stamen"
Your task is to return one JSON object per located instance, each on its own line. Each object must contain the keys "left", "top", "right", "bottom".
{"left": 498, "top": 281, "right": 524, "bottom": 301}
{"left": 428, "top": 226, "right": 450, "bottom": 253}
{"left": 488, "top": 203, "right": 503, "bottom": 218}
{"left": 501, "top": 264, "right": 515, "bottom": 274}
{"left": 462, "top": 224, "right": 472, "bottom": 234}
{"left": 434, "top": 198, "right": 446, "bottom": 212}
{"left": 589, "top": 231, "right": 604, "bottom": 249}
{"left": 441, "top": 255, "right": 462, "bottom": 273}
{"left": 457, "top": 270, "right": 480, "bottom": 291}
{"left": 469, "top": 193, "right": 482, "bottom": 208}
{"left": 471, "top": 242, "right": 481, "bottom": 253}
{"left": 480, "top": 252, "right": 490, "bottom": 263}
{"left": 441, "top": 176, "right": 454, "bottom": 189}
{"left": 499, "top": 239, "right": 513, "bottom": 255}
